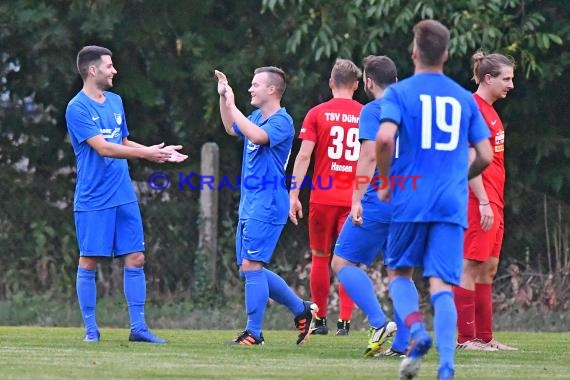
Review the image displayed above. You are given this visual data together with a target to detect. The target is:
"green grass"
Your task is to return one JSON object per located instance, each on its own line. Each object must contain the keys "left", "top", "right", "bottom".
{"left": 1, "top": 327, "right": 569, "bottom": 379}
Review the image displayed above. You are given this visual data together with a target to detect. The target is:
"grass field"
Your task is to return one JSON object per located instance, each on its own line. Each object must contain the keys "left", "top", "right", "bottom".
{"left": 1, "top": 327, "right": 569, "bottom": 379}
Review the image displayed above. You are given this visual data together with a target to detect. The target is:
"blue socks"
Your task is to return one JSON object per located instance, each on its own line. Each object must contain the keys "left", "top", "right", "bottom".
{"left": 389, "top": 276, "right": 424, "bottom": 335}
{"left": 263, "top": 268, "right": 304, "bottom": 316}
{"left": 77, "top": 267, "right": 98, "bottom": 333}
{"left": 77, "top": 266, "right": 151, "bottom": 335}
{"left": 392, "top": 309, "right": 410, "bottom": 353}
{"left": 243, "top": 269, "right": 268, "bottom": 339}
{"left": 338, "top": 266, "right": 387, "bottom": 328}
{"left": 124, "top": 267, "right": 148, "bottom": 332}
{"left": 431, "top": 290, "right": 456, "bottom": 370}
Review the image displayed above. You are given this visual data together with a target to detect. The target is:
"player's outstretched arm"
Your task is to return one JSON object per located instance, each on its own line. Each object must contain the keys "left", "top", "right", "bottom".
{"left": 124, "top": 139, "right": 188, "bottom": 163}
{"left": 87, "top": 135, "right": 171, "bottom": 163}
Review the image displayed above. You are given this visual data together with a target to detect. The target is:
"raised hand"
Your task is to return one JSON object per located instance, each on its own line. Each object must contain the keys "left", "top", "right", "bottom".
{"left": 223, "top": 83, "right": 235, "bottom": 107}
{"left": 214, "top": 70, "right": 228, "bottom": 96}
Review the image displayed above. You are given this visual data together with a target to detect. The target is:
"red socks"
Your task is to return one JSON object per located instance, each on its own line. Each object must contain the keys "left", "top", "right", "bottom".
{"left": 310, "top": 255, "right": 331, "bottom": 319}
{"left": 475, "top": 283, "right": 493, "bottom": 342}
{"left": 310, "top": 254, "right": 355, "bottom": 320}
{"left": 338, "top": 283, "right": 355, "bottom": 321}
{"left": 453, "top": 286, "right": 475, "bottom": 343}
{"left": 454, "top": 284, "right": 494, "bottom": 343}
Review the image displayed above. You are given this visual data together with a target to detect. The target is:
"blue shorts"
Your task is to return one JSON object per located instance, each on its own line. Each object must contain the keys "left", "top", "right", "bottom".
{"left": 334, "top": 216, "right": 389, "bottom": 267}
{"left": 386, "top": 222, "right": 463, "bottom": 285}
{"left": 74, "top": 201, "right": 145, "bottom": 257}
{"left": 236, "top": 219, "right": 284, "bottom": 265}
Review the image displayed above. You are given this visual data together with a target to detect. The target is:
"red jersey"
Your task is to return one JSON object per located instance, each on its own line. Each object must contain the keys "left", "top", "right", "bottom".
{"left": 471, "top": 93, "right": 506, "bottom": 209}
{"left": 299, "top": 98, "right": 363, "bottom": 206}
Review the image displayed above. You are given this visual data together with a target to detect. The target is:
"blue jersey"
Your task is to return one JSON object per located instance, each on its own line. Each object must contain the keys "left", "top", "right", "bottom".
{"left": 359, "top": 100, "right": 391, "bottom": 222}
{"left": 233, "top": 108, "right": 294, "bottom": 224}
{"left": 66, "top": 91, "right": 137, "bottom": 211}
{"left": 380, "top": 73, "right": 490, "bottom": 227}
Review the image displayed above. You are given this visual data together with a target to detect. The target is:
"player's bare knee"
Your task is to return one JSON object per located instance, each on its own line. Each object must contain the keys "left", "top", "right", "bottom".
{"left": 483, "top": 267, "right": 498, "bottom": 282}
{"left": 241, "top": 259, "right": 264, "bottom": 271}
{"left": 79, "top": 257, "right": 98, "bottom": 270}
{"left": 331, "top": 255, "right": 349, "bottom": 274}
{"left": 124, "top": 252, "right": 145, "bottom": 268}
{"left": 463, "top": 259, "right": 482, "bottom": 280}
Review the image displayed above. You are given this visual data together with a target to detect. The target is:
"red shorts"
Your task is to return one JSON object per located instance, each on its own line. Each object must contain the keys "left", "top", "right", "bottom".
{"left": 464, "top": 199, "right": 504, "bottom": 262}
{"left": 308, "top": 203, "right": 350, "bottom": 253}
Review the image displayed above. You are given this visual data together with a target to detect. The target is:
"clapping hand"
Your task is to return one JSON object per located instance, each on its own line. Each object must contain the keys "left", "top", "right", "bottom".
{"left": 162, "top": 145, "right": 188, "bottom": 163}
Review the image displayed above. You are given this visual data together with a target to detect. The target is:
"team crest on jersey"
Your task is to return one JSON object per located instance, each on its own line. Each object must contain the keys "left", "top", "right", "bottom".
{"left": 114, "top": 113, "right": 122, "bottom": 125}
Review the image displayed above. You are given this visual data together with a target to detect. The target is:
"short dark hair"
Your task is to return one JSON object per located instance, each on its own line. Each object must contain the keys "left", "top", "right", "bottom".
{"left": 76, "top": 45, "right": 112, "bottom": 80}
{"left": 254, "top": 66, "right": 287, "bottom": 97}
{"left": 413, "top": 20, "right": 450, "bottom": 66}
{"left": 362, "top": 55, "right": 397, "bottom": 89}
{"left": 331, "top": 58, "right": 362, "bottom": 88}
{"left": 471, "top": 51, "right": 516, "bottom": 84}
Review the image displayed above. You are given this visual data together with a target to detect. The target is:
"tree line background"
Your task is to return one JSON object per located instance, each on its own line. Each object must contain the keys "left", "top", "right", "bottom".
{"left": 0, "top": 0, "right": 568, "bottom": 328}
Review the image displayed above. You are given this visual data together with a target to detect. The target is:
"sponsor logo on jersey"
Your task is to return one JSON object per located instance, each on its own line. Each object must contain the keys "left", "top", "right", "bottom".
{"left": 247, "top": 141, "right": 259, "bottom": 152}
{"left": 100, "top": 127, "right": 121, "bottom": 139}
{"left": 494, "top": 130, "right": 504, "bottom": 152}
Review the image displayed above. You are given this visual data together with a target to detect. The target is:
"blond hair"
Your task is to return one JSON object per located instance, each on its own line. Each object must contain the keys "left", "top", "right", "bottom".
{"left": 472, "top": 51, "right": 516, "bottom": 84}
{"left": 331, "top": 58, "right": 362, "bottom": 88}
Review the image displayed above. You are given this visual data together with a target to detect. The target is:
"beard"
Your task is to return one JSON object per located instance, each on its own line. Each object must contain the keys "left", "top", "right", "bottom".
{"left": 97, "top": 77, "right": 113, "bottom": 91}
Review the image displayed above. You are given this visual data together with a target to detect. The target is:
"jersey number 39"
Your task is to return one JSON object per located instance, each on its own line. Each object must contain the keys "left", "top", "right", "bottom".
{"left": 328, "top": 126, "right": 360, "bottom": 161}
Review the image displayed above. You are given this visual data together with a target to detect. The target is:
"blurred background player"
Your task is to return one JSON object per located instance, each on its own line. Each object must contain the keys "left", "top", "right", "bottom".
{"left": 454, "top": 52, "right": 517, "bottom": 351}
{"left": 66, "top": 45, "right": 187, "bottom": 344}
{"left": 215, "top": 67, "right": 317, "bottom": 346}
{"left": 331, "top": 55, "right": 404, "bottom": 357}
{"left": 375, "top": 20, "right": 493, "bottom": 379}
{"left": 289, "top": 59, "right": 362, "bottom": 335}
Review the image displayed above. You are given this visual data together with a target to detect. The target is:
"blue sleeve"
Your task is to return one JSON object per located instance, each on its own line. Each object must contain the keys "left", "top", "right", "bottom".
{"left": 379, "top": 87, "right": 402, "bottom": 126}
{"left": 358, "top": 102, "right": 381, "bottom": 141}
{"left": 66, "top": 102, "right": 100, "bottom": 144}
{"left": 468, "top": 98, "right": 491, "bottom": 145}
{"left": 265, "top": 113, "right": 293, "bottom": 147}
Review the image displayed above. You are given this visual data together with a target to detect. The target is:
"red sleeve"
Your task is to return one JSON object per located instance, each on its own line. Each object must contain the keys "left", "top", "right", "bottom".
{"left": 299, "top": 107, "right": 318, "bottom": 142}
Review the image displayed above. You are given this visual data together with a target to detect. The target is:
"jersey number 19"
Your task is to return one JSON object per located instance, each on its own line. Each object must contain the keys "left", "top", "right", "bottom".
{"left": 419, "top": 94, "right": 461, "bottom": 151}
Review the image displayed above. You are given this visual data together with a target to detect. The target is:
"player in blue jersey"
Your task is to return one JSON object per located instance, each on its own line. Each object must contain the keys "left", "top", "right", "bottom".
{"left": 65, "top": 45, "right": 187, "bottom": 344}
{"left": 375, "top": 20, "right": 493, "bottom": 380}
{"left": 331, "top": 55, "right": 403, "bottom": 357}
{"left": 214, "top": 68, "right": 317, "bottom": 346}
